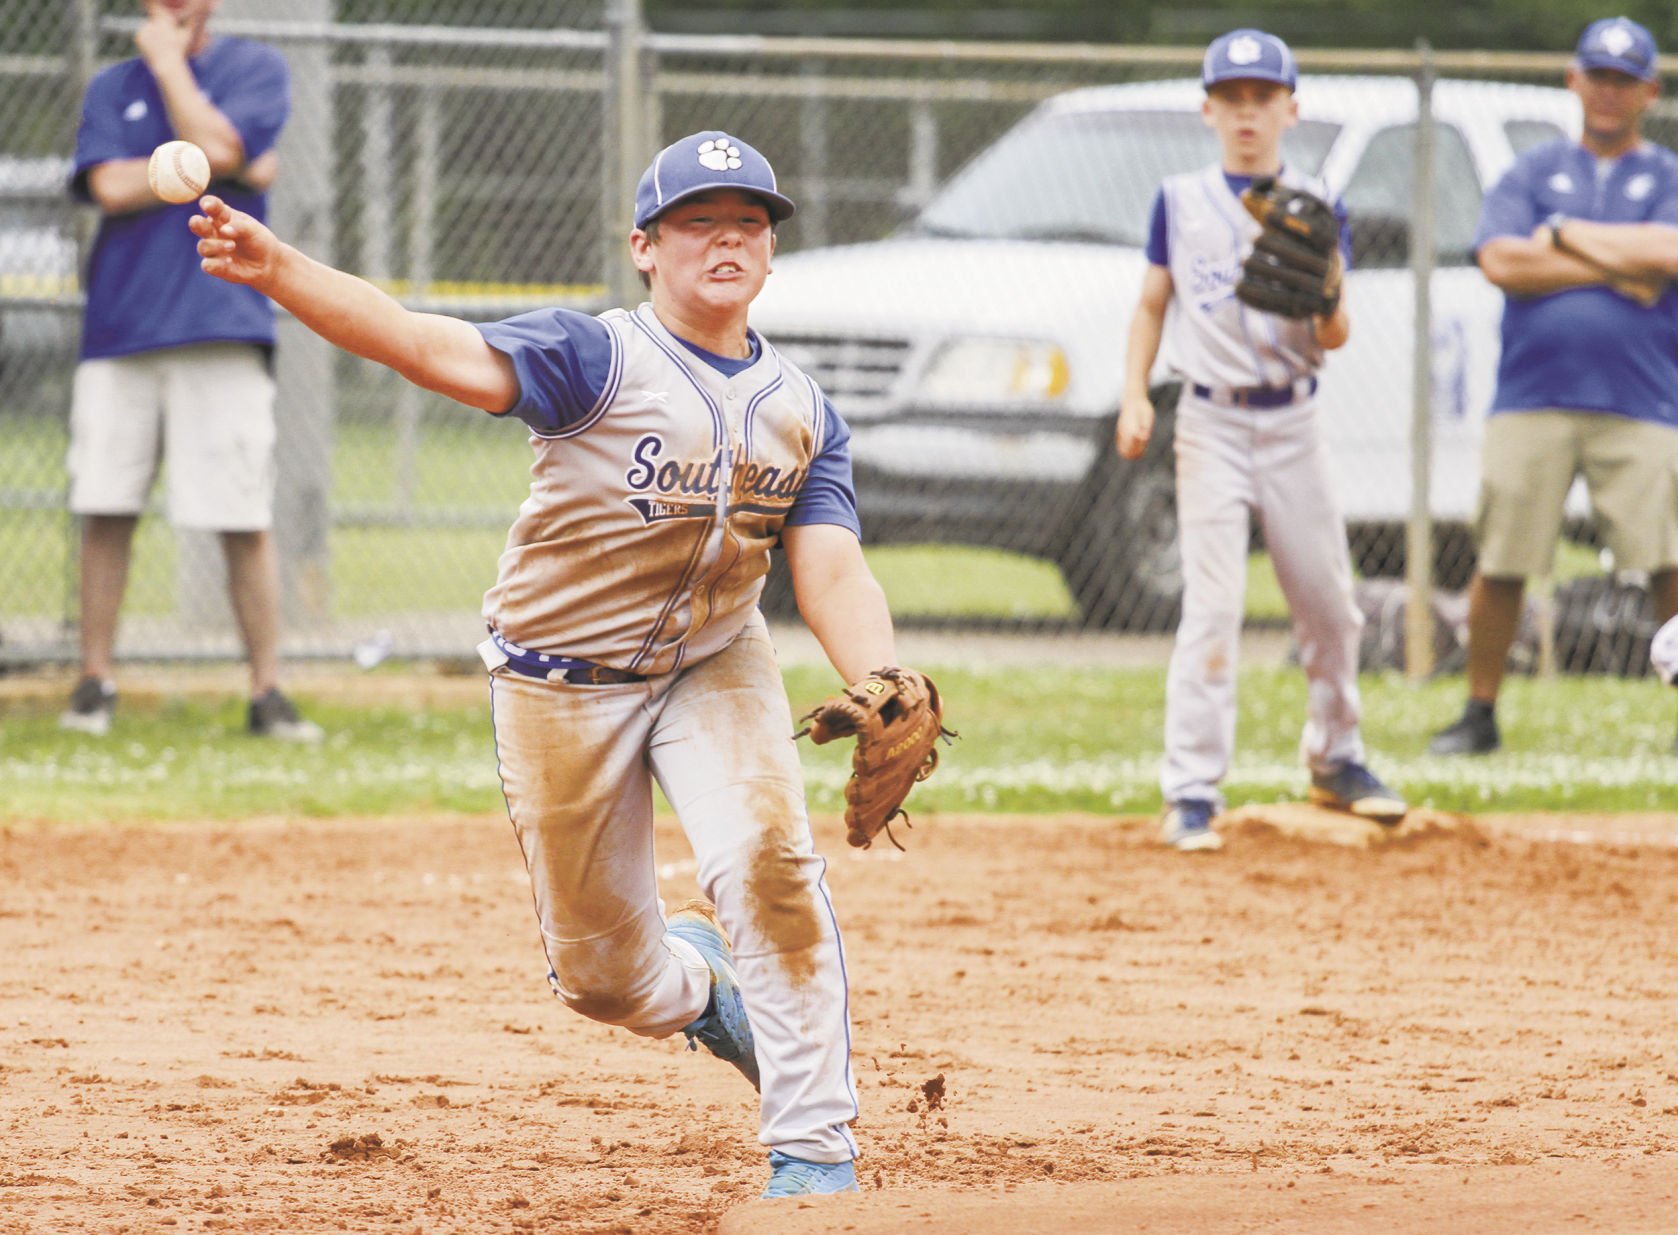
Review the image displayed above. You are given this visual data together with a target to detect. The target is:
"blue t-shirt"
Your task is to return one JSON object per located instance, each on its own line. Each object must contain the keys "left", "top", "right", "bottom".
{"left": 72, "top": 37, "right": 290, "bottom": 360}
{"left": 1144, "top": 171, "right": 1353, "bottom": 267}
{"left": 1474, "top": 138, "right": 1678, "bottom": 425}
{"left": 475, "top": 307, "right": 862, "bottom": 534}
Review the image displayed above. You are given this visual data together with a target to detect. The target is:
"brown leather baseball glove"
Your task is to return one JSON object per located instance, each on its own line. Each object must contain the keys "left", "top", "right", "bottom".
{"left": 795, "top": 666, "right": 953, "bottom": 849}
{"left": 1237, "top": 176, "right": 1343, "bottom": 319}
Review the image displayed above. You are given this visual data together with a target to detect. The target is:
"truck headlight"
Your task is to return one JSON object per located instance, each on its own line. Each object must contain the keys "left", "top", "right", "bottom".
{"left": 916, "top": 337, "right": 1070, "bottom": 407}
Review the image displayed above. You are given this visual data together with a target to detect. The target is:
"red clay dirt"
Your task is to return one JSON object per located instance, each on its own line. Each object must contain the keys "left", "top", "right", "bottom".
{"left": 3, "top": 809, "right": 1677, "bottom": 1233}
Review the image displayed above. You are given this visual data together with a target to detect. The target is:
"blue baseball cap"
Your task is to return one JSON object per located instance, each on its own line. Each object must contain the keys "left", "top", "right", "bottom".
{"left": 1202, "top": 29, "right": 1298, "bottom": 92}
{"left": 1575, "top": 17, "right": 1659, "bottom": 81}
{"left": 633, "top": 131, "right": 796, "bottom": 231}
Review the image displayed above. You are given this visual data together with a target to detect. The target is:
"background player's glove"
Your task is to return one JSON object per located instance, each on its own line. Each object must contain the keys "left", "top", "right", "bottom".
{"left": 1236, "top": 176, "right": 1343, "bottom": 320}
{"left": 1652, "top": 614, "right": 1678, "bottom": 687}
{"left": 796, "top": 667, "right": 953, "bottom": 849}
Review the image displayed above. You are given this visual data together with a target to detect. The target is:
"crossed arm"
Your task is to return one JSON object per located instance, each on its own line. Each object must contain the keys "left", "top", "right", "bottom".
{"left": 87, "top": 12, "right": 274, "bottom": 216}
{"left": 1479, "top": 218, "right": 1678, "bottom": 303}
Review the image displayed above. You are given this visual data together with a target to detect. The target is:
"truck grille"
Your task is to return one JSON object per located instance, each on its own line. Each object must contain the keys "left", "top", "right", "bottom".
{"left": 768, "top": 333, "right": 911, "bottom": 416}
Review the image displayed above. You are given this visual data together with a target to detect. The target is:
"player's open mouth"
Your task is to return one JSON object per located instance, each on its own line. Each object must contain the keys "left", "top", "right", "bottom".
{"left": 710, "top": 262, "right": 744, "bottom": 276}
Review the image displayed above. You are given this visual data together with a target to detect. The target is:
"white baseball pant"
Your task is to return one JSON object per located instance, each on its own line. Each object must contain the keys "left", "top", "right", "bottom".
{"left": 1161, "top": 391, "right": 1366, "bottom": 807}
{"left": 488, "top": 613, "right": 859, "bottom": 1163}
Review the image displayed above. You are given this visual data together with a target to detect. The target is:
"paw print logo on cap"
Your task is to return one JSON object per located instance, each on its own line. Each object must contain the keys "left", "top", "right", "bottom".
{"left": 697, "top": 138, "right": 743, "bottom": 172}
{"left": 1228, "top": 35, "right": 1262, "bottom": 65}
{"left": 1598, "top": 23, "right": 1636, "bottom": 57}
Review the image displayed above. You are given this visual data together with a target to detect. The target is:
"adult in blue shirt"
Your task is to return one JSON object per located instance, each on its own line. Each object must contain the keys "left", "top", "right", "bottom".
{"left": 1431, "top": 16, "right": 1678, "bottom": 756}
{"left": 61, "top": 0, "right": 319, "bottom": 742}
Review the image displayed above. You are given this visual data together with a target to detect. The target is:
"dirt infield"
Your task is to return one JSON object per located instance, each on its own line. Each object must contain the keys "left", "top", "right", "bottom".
{"left": 4, "top": 809, "right": 1677, "bottom": 1233}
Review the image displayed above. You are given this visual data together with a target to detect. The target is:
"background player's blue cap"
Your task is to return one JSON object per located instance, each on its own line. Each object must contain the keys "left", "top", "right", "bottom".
{"left": 633, "top": 131, "right": 796, "bottom": 230}
{"left": 1202, "top": 29, "right": 1298, "bottom": 92}
{"left": 1575, "top": 17, "right": 1659, "bottom": 81}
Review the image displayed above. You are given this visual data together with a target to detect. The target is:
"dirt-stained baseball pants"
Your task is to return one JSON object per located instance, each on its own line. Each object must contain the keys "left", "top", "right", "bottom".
{"left": 488, "top": 614, "right": 859, "bottom": 1163}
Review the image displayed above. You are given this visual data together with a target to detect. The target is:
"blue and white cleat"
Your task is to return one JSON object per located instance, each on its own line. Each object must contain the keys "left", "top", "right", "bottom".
{"left": 762, "top": 1150, "right": 860, "bottom": 1198}
{"left": 1309, "top": 760, "right": 1408, "bottom": 824}
{"left": 1160, "top": 799, "right": 1223, "bottom": 852}
{"left": 667, "top": 900, "right": 760, "bottom": 1090}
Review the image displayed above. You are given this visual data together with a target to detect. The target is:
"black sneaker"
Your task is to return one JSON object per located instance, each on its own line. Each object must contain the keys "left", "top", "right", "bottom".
{"left": 1428, "top": 704, "right": 1500, "bottom": 756}
{"left": 60, "top": 676, "right": 116, "bottom": 736}
{"left": 247, "top": 688, "right": 324, "bottom": 744}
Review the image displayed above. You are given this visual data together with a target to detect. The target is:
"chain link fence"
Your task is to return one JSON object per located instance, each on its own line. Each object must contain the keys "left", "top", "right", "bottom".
{"left": 0, "top": 2, "right": 1665, "bottom": 677}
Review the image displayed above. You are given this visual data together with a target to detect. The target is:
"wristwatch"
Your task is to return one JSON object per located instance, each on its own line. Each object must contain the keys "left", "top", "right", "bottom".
{"left": 1546, "top": 211, "right": 1568, "bottom": 246}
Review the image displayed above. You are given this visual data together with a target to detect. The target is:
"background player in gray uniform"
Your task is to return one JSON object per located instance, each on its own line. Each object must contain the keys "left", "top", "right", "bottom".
{"left": 189, "top": 131, "right": 910, "bottom": 1200}
{"left": 1116, "top": 29, "right": 1407, "bottom": 852}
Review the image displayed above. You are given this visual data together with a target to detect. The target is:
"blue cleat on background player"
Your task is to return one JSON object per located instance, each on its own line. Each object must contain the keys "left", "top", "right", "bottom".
{"left": 1309, "top": 760, "right": 1408, "bottom": 824}
{"left": 1160, "top": 799, "right": 1223, "bottom": 851}
{"left": 668, "top": 901, "right": 761, "bottom": 1090}
{"left": 762, "top": 1149, "right": 860, "bottom": 1198}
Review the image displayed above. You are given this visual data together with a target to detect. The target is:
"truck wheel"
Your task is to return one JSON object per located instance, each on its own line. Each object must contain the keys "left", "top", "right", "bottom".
{"left": 1057, "top": 401, "right": 1182, "bottom": 633}
{"left": 1350, "top": 523, "right": 1476, "bottom": 592}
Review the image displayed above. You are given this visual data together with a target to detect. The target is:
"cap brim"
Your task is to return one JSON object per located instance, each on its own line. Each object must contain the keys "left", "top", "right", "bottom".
{"left": 1576, "top": 53, "right": 1656, "bottom": 81}
{"left": 637, "top": 183, "right": 797, "bottom": 230}
{"left": 1203, "top": 70, "right": 1295, "bottom": 89}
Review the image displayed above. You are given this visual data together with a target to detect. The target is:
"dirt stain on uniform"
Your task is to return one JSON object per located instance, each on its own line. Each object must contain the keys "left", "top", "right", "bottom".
{"left": 742, "top": 788, "right": 824, "bottom": 989}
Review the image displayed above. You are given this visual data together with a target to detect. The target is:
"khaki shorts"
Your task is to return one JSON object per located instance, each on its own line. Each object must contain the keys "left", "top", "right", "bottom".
{"left": 1474, "top": 410, "right": 1678, "bottom": 578}
{"left": 67, "top": 343, "right": 277, "bottom": 531}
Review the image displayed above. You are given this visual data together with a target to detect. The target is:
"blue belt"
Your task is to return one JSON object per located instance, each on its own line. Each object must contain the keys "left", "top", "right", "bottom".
{"left": 482, "top": 632, "right": 647, "bottom": 685}
{"left": 1191, "top": 377, "right": 1317, "bottom": 409}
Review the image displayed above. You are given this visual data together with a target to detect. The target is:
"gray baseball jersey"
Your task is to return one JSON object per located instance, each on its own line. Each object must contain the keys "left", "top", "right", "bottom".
{"left": 480, "top": 303, "right": 856, "bottom": 672}
{"left": 1151, "top": 164, "right": 1367, "bottom": 807}
{"left": 1158, "top": 164, "right": 1331, "bottom": 390}
{"left": 474, "top": 300, "right": 863, "bottom": 1165}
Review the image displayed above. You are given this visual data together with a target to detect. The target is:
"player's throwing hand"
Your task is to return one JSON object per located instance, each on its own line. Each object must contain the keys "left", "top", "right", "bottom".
{"left": 190, "top": 196, "right": 279, "bottom": 287}
{"left": 1115, "top": 391, "right": 1155, "bottom": 460}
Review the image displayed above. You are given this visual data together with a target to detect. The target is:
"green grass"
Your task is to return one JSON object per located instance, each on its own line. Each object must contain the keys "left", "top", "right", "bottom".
{"left": 3, "top": 663, "right": 1672, "bottom": 826}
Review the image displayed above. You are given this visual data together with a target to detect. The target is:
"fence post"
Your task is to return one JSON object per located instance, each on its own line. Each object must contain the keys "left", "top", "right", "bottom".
{"left": 1405, "top": 40, "right": 1438, "bottom": 682}
{"left": 261, "top": 0, "right": 336, "bottom": 633}
{"left": 605, "top": 0, "right": 647, "bottom": 308}
{"left": 155, "top": 0, "right": 333, "bottom": 640}
{"left": 799, "top": 60, "right": 831, "bottom": 249}
{"left": 907, "top": 99, "right": 938, "bottom": 214}
{"left": 66, "top": 0, "right": 101, "bottom": 644}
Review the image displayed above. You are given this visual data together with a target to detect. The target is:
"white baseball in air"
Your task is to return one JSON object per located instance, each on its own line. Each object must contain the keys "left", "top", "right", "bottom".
{"left": 147, "top": 140, "right": 210, "bottom": 205}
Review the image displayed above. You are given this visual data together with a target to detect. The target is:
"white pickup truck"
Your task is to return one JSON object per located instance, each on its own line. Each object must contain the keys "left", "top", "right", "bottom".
{"left": 751, "top": 76, "right": 1582, "bottom": 629}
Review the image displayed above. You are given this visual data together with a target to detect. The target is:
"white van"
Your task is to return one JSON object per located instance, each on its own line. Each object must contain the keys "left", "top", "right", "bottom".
{"left": 751, "top": 77, "right": 1581, "bottom": 628}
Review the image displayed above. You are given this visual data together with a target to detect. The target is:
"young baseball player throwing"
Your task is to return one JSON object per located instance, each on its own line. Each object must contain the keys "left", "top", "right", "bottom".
{"left": 189, "top": 130, "right": 941, "bottom": 1199}
{"left": 1116, "top": 30, "right": 1407, "bottom": 851}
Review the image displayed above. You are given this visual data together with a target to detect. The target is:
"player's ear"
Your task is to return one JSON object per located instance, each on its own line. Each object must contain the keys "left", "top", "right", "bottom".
{"left": 629, "top": 227, "right": 655, "bottom": 275}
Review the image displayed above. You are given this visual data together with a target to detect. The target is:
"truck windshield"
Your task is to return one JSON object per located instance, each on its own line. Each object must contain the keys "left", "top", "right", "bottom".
{"left": 912, "top": 109, "right": 1341, "bottom": 246}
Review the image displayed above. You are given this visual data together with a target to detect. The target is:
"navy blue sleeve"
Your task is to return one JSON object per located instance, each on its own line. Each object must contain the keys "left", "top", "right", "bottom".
{"left": 475, "top": 308, "right": 617, "bottom": 434}
{"left": 1143, "top": 187, "right": 1169, "bottom": 267}
{"left": 214, "top": 41, "right": 290, "bottom": 161}
{"left": 1332, "top": 193, "right": 1353, "bottom": 268}
{"left": 71, "top": 67, "right": 126, "bottom": 202}
{"left": 784, "top": 394, "right": 862, "bottom": 537}
{"left": 1475, "top": 150, "right": 1542, "bottom": 253}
